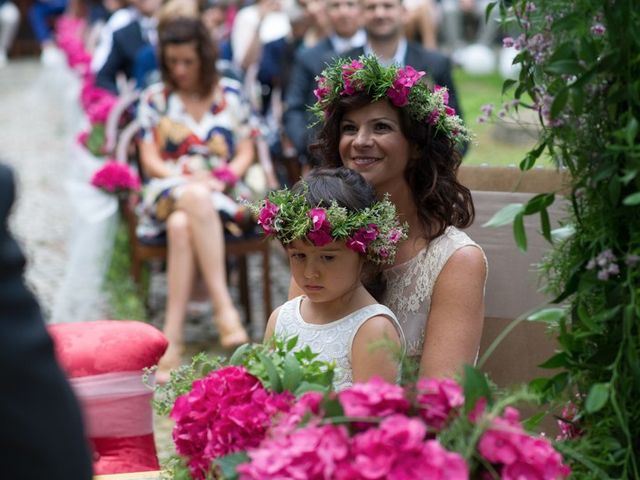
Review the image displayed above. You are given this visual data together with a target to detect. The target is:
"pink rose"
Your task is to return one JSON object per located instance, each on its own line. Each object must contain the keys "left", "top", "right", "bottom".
{"left": 257, "top": 200, "right": 279, "bottom": 235}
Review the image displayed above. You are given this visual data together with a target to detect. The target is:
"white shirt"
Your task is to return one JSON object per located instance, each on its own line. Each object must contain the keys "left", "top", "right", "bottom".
{"left": 363, "top": 37, "right": 408, "bottom": 66}
{"left": 329, "top": 29, "right": 367, "bottom": 55}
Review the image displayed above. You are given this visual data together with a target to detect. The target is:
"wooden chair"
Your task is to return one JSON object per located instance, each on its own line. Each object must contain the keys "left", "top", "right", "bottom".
{"left": 457, "top": 165, "right": 570, "bottom": 388}
{"left": 114, "top": 119, "right": 273, "bottom": 332}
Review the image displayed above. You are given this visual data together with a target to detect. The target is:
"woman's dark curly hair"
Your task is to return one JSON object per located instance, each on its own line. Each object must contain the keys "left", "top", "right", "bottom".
{"left": 310, "top": 93, "right": 474, "bottom": 241}
{"left": 158, "top": 17, "right": 219, "bottom": 97}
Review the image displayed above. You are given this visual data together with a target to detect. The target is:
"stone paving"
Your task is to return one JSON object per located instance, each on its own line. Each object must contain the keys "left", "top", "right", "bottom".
{"left": 0, "top": 58, "right": 290, "bottom": 464}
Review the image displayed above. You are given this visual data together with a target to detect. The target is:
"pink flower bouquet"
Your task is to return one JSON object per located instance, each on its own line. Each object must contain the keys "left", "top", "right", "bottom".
{"left": 90, "top": 160, "right": 141, "bottom": 194}
{"left": 154, "top": 339, "right": 571, "bottom": 480}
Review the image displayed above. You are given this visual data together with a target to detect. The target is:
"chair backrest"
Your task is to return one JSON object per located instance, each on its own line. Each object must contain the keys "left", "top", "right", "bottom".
{"left": 458, "top": 165, "right": 569, "bottom": 388}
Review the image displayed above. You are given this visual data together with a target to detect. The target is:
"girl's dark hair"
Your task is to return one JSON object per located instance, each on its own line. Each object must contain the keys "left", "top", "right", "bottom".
{"left": 310, "top": 94, "right": 475, "bottom": 241}
{"left": 158, "top": 17, "right": 219, "bottom": 97}
{"left": 291, "top": 166, "right": 377, "bottom": 212}
{"left": 290, "top": 167, "right": 386, "bottom": 300}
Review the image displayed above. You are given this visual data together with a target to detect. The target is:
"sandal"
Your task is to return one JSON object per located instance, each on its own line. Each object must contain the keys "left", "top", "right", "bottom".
{"left": 215, "top": 308, "right": 249, "bottom": 349}
{"left": 155, "top": 342, "right": 184, "bottom": 384}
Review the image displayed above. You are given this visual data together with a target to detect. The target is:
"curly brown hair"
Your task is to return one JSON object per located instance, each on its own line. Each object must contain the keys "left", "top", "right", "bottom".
{"left": 158, "top": 17, "right": 219, "bottom": 97}
{"left": 310, "top": 93, "right": 474, "bottom": 241}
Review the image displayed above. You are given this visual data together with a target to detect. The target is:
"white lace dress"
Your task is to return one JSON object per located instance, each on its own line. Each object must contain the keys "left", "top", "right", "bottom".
{"left": 274, "top": 296, "right": 406, "bottom": 391}
{"left": 381, "top": 226, "right": 485, "bottom": 359}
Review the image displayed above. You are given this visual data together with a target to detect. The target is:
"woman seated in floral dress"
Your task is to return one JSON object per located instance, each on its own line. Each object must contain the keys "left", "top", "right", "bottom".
{"left": 136, "top": 16, "right": 257, "bottom": 381}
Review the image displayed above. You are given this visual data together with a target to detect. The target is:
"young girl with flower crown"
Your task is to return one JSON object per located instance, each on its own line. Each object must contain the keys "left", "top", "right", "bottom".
{"left": 252, "top": 167, "right": 407, "bottom": 391}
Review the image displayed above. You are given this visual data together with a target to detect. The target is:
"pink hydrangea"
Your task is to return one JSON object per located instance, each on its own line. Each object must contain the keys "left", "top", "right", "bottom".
{"left": 171, "top": 366, "right": 293, "bottom": 480}
{"left": 386, "top": 66, "right": 425, "bottom": 107}
{"left": 345, "top": 224, "right": 379, "bottom": 254}
{"left": 415, "top": 377, "right": 464, "bottom": 431}
{"left": 271, "top": 391, "right": 324, "bottom": 436}
{"left": 238, "top": 423, "right": 351, "bottom": 479}
{"left": 341, "top": 60, "right": 365, "bottom": 95}
{"left": 478, "top": 407, "right": 571, "bottom": 479}
{"left": 90, "top": 160, "right": 141, "bottom": 193}
{"left": 257, "top": 200, "right": 279, "bottom": 235}
{"left": 338, "top": 377, "right": 409, "bottom": 422}
{"left": 339, "top": 415, "right": 468, "bottom": 480}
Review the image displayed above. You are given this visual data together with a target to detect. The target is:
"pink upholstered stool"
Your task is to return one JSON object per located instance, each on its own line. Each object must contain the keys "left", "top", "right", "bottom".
{"left": 49, "top": 320, "right": 168, "bottom": 475}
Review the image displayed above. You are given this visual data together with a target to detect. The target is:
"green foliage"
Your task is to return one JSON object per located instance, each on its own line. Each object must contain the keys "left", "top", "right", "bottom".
{"left": 495, "top": 0, "right": 640, "bottom": 476}
{"left": 86, "top": 123, "right": 106, "bottom": 157}
{"left": 104, "top": 219, "right": 146, "bottom": 320}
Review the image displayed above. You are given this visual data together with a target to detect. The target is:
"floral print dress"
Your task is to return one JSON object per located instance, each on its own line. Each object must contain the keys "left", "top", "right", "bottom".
{"left": 136, "top": 77, "right": 257, "bottom": 239}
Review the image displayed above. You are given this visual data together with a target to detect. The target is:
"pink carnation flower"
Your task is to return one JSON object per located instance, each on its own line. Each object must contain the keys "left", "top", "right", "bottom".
{"left": 258, "top": 200, "right": 279, "bottom": 235}
{"left": 171, "top": 366, "right": 293, "bottom": 480}
{"left": 386, "top": 66, "right": 425, "bottom": 107}
{"left": 415, "top": 377, "right": 464, "bottom": 431}
{"left": 345, "top": 224, "right": 379, "bottom": 254}
{"left": 341, "top": 60, "right": 365, "bottom": 95}
{"left": 307, "top": 208, "right": 334, "bottom": 246}
{"left": 339, "top": 415, "right": 468, "bottom": 480}
{"left": 314, "top": 77, "right": 330, "bottom": 102}
{"left": 238, "top": 424, "right": 351, "bottom": 479}
{"left": 387, "top": 227, "right": 403, "bottom": 244}
{"left": 90, "top": 160, "right": 141, "bottom": 193}
{"left": 478, "top": 407, "right": 571, "bottom": 479}
{"left": 338, "top": 377, "right": 409, "bottom": 422}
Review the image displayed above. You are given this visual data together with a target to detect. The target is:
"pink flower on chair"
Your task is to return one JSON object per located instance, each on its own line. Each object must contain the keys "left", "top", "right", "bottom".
{"left": 90, "top": 160, "right": 141, "bottom": 194}
{"left": 257, "top": 200, "right": 280, "bottom": 235}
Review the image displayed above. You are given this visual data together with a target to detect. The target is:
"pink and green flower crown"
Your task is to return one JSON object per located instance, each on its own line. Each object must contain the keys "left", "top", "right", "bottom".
{"left": 310, "top": 55, "right": 470, "bottom": 144}
{"left": 249, "top": 187, "right": 408, "bottom": 265}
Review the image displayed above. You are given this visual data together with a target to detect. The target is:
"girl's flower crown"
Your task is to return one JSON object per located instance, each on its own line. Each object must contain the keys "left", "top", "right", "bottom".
{"left": 249, "top": 187, "right": 408, "bottom": 265}
{"left": 310, "top": 55, "right": 470, "bottom": 144}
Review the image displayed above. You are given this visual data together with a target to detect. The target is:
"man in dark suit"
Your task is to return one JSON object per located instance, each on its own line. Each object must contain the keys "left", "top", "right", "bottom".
{"left": 0, "top": 164, "right": 93, "bottom": 480}
{"left": 283, "top": 0, "right": 366, "bottom": 174}
{"left": 348, "top": 0, "right": 462, "bottom": 118}
{"left": 95, "top": 0, "right": 161, "bottom": 94}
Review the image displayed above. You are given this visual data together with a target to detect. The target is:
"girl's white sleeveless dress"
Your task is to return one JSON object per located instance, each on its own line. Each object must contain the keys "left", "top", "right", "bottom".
{"left": 274, "top": 296, "right": 406, "bottom": 391}
{"left": 381, "top": 226, "right": 486, "bottom": 359}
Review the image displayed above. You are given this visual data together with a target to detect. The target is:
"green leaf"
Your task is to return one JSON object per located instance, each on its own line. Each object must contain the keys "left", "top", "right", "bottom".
{"left": 321, "top": 395, "right": 345, "bottom": 418}
{"left": 626, "top": 117, "right": 638, "bottom": 146}
{"left": 523, "top": 193, "right": 555, "bottom": 215}
{"left": 513, "top": 212, "right": 527, "bottom": 252}
{"left": 544, "top": 60, "right": 584, "bottom": 76}
{"left": 538, "top": 352, "right": 568, "bottom": 369}
{"left": 540, "top": 208, "right": 552, "bottom": 242}
{"left": 294, "top": 381, "right": 329, "bottom": 396}
{"left": 520, "top": 141, "right": 547, "bottom": 171}
{"left": 483, "top": 203, "right": 523, "bottom": 228}
{"left": 257, "top": 352, "right": 283, "bottom": 392}
{"left": 463, "top": 365, "right": 493, "bottom": 414}
{"left": 282, "top": 353, "right": 303, "bottom": 392}
{"left": 215, "top": 452, "right": 249, "bottom": 480}
{"left": 585, "top": 383, "right": 610, "bottom": 413}
{"left": 622, "top": 192, "right": 640, "bottom": 206}
{"left": 527, "top": 307, "right": 566, "bottom": 323}
{"left": 608, "top": 177, "right": 621, "bottom": 204}
{"left": 228, "top": 343, "right": 251, "bottom": 366}
{"left": 522, "top": 411, "right": 547, "bottom": 430}
{"left": 286, "top": 335, "right": 299, "bottom": 351}
{"left": 502, "top": 78, "right": 517, "bottom": 95}
{"left": 550, "top": 88, "right": 569, "bottom": 118}
{"left": 528, "top": 377, "right": 551, "bottom": 396}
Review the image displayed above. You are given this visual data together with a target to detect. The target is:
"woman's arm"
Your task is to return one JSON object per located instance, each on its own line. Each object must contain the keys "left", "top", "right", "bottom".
{"left": 227, "top": 137, "right": 256, "bottom": 178}
{"left": 352, "top": 316, "right": 402, "bottom": 384}
{"left": 419, "top": 245, "right": 486, "bottom": 379}
{"left": 138, "top": 140, "right": 174, "bottom": 179}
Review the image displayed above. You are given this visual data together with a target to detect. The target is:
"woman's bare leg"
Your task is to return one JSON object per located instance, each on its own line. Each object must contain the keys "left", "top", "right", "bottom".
{"left": 175, "top": 184, "right": 249, "bottom": 347}
{"left": 157, "top": 210, "right": 197, "bottom": 381}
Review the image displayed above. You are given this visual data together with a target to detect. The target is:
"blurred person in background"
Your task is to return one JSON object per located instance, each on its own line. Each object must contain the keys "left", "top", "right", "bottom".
{"left": 136, "top": 17, "right": 256, "bottom": 382}
{"left": 29, "top": 0, "right": 68, "bottom": 65}
{"left": 0, "top": 0, "right": 19, "bottom": 67}
{"left": 283, "top": 0, "right": 365, "bottom": 179}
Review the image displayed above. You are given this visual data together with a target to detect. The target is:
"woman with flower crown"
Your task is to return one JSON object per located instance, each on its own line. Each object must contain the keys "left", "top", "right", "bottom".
{"left": 255, "top": 167, "right": 407, "bottom": 390}
{"left": 290, "top": 56, "right": 487, "bottom": 380}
